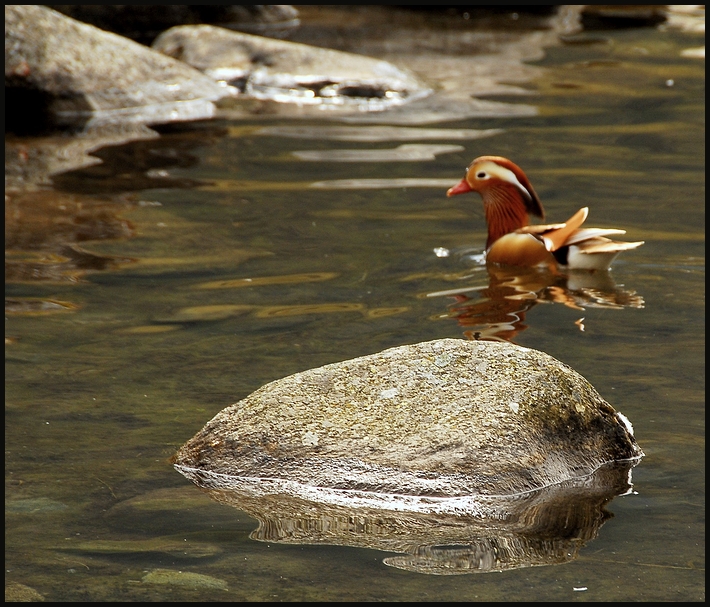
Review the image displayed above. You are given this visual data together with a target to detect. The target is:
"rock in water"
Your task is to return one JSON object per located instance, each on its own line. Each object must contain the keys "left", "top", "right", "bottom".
{"left": 5, "top": 5, "right": 227, "bottom": 129}
{"left": 173, "top": 339, "right": 642, "bottom": 511}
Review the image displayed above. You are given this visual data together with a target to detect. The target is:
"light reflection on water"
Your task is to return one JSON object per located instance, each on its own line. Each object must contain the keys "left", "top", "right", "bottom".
{"left": 5, "top": 11, "right": 704, "bottom": 602}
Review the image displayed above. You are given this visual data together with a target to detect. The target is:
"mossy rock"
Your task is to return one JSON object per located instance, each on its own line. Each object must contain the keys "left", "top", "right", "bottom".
{"left": 174, "top": 339, "right": 642, "bottom": 507}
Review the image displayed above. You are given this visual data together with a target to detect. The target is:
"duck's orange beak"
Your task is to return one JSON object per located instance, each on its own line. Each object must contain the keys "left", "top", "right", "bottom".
{"left": 447, "top": 179, "right": 473, "bottom": 197}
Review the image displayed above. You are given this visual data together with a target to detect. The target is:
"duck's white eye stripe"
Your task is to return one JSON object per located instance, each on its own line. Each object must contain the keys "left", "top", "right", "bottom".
{"left": 477, "top": 161, "right": 532, "bottom": 202}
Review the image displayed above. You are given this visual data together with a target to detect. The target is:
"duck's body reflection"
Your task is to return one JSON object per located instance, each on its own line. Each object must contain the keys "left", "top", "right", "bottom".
{"left": 428, "top": 261, "right": 644, "bottom": 342}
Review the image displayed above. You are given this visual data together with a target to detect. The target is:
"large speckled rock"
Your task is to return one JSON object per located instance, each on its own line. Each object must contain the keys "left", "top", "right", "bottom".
{"left": 174, "top": 339, "right": 642, "bottom": 511}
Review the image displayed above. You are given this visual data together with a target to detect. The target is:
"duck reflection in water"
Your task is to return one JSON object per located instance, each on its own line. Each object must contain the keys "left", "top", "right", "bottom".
{"left": 428, "top": 261, "right": 644, "bottom": 342}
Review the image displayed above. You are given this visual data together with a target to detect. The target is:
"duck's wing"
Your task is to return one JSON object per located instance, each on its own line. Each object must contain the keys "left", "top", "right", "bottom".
{"left": 564, "top": 236, "right": 645, "bottom": 270}
{"left": 572, "top": 237, "right": 645, "bottom": 254}
{"left": 564, "top": 228, "right": 628, "bottom": 246}
{"left": 540, "top": 207, "right": 589, "bottom": 252}
{"left": 517, "top": 207, "right": 644, "bottom": 270}
{"left": 516, "top": 207, "right": 589, "bottom": 252}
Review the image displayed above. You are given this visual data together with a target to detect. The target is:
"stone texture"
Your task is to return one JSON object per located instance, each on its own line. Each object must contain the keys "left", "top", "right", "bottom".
{"left": 152, "top": 24, "right": 431, "bottom": 109}
{"left": 5, "top": 5, "right": 227, "bottom": 129}
{"left": 174, "top": 338, "right": 642, "bottom": 504}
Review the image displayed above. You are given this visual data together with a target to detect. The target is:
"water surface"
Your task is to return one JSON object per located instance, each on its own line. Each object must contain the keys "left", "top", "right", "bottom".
{"left": 5, "top": 9, "right": 704, "bottom": 601}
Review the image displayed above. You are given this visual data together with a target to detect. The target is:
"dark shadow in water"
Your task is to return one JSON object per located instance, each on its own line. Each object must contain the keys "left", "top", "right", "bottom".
{"left": 427, "top": 264, "right": 644, "bottom": 343}
{"left": 50, "top": 122, "right": 226, "bottom": 194}
{"left": 4, "top": 189, "right": 137, "bottom": 286}
{"left": 5, "top": 123, "right": 227, "bottom": 292}
{"left": 179, "top": 459, "right": 640, "bottom": 575}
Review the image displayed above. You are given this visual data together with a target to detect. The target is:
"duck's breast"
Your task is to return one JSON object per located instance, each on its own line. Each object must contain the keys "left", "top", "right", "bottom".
{"left": 486, "top": 232, "right": 553, "bottom": 267}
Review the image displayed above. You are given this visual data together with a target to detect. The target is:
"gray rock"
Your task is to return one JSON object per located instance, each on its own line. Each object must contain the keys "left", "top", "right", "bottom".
{"left": 152, "top": 25, "right": 431, "bottom": 110}
{"left": 174, "top": 338, "right": 642, "bottom": 510}
{"left": 5, "top": 6, "right": 228, "bottom": 130}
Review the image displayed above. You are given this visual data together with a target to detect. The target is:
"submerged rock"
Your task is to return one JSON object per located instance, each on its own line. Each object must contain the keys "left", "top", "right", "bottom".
{"left": 142, "top": 569, "right": 228, "bottom": 591}
{"left": 174, "top": 338, "right": 642, "bottom": 512}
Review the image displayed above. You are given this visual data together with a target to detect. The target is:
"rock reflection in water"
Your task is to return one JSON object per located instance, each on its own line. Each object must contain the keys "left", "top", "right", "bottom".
{"left": 4, "top": 189, "right": 136, "bottom": 284}
{"left": 5, "top": 123, "right": 228, "bottom": 288}
{"left": 181, "top": 459, "right": 639, "bottom": 575}
{"left": 428, "top": 264, "right": 644, "bottom": 342}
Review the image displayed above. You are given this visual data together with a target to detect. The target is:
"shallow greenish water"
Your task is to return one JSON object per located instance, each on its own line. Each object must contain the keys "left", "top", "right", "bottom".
{"left": 5, "top": 13, "right": 704, "bottom": 602}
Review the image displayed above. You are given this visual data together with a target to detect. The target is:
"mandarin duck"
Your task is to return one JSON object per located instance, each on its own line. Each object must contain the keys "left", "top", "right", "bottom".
{"left": 446, "top": 156, "right": 644, "bottom": 270}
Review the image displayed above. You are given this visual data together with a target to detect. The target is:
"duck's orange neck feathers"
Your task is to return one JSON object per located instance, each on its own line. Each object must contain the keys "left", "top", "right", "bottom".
{"left": 482, "top": 185, "right": 534, "bottom": 250}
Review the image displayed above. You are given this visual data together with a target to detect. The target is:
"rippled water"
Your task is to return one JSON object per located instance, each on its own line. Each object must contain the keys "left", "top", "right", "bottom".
{"left": 5, "top": 9, "right": 704, "bottom": 601}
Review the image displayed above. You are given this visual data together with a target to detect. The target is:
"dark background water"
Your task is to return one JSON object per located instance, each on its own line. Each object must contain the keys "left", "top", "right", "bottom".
{"left": 5, "top": 7, "right": 704, "bottom": 601}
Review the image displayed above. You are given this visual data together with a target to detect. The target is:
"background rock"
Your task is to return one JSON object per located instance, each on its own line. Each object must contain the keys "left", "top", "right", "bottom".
{"left": 5, "top": 5, "right": 228, "bottom": 132}
{"left": 152, "top": 24, "right": 431, "bottom": 111}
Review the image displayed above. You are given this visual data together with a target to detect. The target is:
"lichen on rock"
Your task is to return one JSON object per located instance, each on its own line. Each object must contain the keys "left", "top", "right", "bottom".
{"left": 174, "top": 338, "right": 642, "bottom": 508}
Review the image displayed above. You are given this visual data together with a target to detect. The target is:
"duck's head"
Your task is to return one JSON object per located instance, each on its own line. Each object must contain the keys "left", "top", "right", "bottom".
{"left": 447, "top": 156, "right": 545, "bottom": 218}
{"left": 447, "top": 156, "right": 546, "bottom": 248}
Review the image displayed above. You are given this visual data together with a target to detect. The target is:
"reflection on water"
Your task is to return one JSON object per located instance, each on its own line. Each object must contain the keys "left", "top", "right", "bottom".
{"left": 291, "top": 143, "right": 465, "bottom": 162}
{"left": 254, "top": 125, "right": 504, "bottom": 142}
{"left": 427, "top": 262, "right": 644, "bottom": 342}
{"left": 4, "top": 189, "right": 136, "bottom": 283}
{"left": 182, "top": 459, "right": 639, "bottom": 575}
